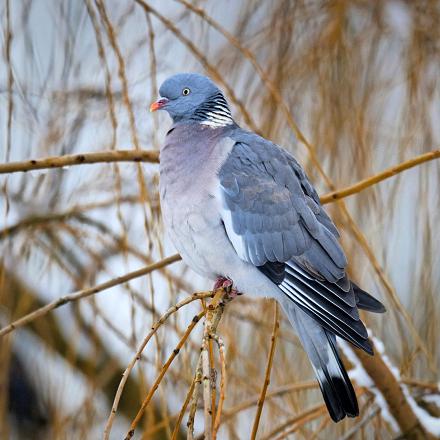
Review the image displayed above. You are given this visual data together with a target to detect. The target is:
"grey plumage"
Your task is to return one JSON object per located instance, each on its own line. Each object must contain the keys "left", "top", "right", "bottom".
{"left": 219, "top": 136, "right": 347, "bottom": 275}
{"left": 153, "top": 73, "right": 385, "bottom": 422}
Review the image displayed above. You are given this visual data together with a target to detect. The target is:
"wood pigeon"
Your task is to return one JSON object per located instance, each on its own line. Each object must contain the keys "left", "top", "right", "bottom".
{"left": 151, "top": 73, "right": 385, "bottom": 422}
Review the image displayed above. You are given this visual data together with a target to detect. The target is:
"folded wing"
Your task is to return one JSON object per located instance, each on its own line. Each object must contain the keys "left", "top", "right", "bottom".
{"left": 218, "top": 135, "right": 382, "bottom": 352}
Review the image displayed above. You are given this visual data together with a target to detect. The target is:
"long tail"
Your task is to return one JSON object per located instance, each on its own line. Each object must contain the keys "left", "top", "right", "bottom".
{"left": 280, "top": 297, "right": 359, "bottom": 422}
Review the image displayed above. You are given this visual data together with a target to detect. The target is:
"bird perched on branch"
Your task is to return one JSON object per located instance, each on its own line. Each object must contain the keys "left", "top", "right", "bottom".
{"left": 151, "top": 73, "right": 385, "bottom": 422}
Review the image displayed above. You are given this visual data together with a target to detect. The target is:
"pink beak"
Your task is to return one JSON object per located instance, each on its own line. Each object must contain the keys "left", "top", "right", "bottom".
{"left": 150, "top": 97, "right": 169, "bottom": 112}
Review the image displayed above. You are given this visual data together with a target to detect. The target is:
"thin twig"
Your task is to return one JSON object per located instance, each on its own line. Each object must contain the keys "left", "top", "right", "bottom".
{"left": 0, "top": 254, "right": 180, "bottom": 337}
{"left": 262, "top": 403, "right": 327, "bottom": 440}
{"left": 94, "top": 0, "right": 140, "bottom": 150}
{"left": 401, "top": 378, "right": 440, "bottom": 392}
{"left": 125, "top": 310, "right": 206, "bottom": 440}
{"left": 320, "top": 149, "right": 440, "bottom": 204}
{"left": 208, "top": 335, "right": 217, "bottom": 433}
{"left": 271, "top": 405, "right": 328, "bottom": 440}
{"left": 309, "top": 416, "right": 332, "bottom": 440}
{"left": 187, "top": 353, "right": 204, "bottom": 440}
{"left": 220, "top": 381, "right": 318, "bottom": 423}
{"left": 5, "top": 0, "right": 13, "bottom": 162}
{"left": 103, "top": 290, "right": 216, "bottom": 440}
{"left": 95, "top": 0, "right": 154, "bottom": 245}
{"left": 200, "top": 288, "right": 230, "bottom": 439}
{"left": 84, "top": 0, "right": 118, "bottom": 149}
{"left": 212, "top": 334, "right": 226, "bottom": 440}
{"left": 250, "top": 301, "right": 280, "bottom": 440}
{"left": 202, "top": 330, "right": 213, "bottom": 439}
{"left": 170, "top": 358, "right": 199, "bottom": 440}
{"left": 0, "top": 150, "right": 159, "bottom": 175}
{"left": 0, "top": 196, "right": 141, "bottom": 240}
{"left": 340, "top": 406, "right": 381, "bottom": 440}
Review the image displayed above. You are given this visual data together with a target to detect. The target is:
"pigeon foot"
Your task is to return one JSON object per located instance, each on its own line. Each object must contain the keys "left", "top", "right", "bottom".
{"left": 213, "top": 276, "right": 242, "bottom": 298}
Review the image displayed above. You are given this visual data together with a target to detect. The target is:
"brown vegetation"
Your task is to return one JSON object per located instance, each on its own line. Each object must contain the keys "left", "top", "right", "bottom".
{"left": 0, "top": 1, "right": 439, "bottom": 439}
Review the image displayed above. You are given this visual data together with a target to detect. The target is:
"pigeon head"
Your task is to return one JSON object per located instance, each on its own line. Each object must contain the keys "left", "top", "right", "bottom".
{"left": 150, "top": 73, "right": 233, "bottom": 127}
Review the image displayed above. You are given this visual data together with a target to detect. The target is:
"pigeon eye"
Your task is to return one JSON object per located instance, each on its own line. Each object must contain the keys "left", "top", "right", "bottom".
{"left": 182, "top": 87, "right": 191, "bottom": 96}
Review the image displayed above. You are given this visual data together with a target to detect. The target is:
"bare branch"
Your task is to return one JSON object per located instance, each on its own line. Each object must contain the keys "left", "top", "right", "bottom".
{"left": 321, "top": 149, "right": 440, "bottom": 204}
{"left": 0, "top": 150, "right": 159, "bottom": 175}
{"left": 0, "top": 254, "right": 181, "bottom": 337}
{"left": 1, "top": 148, "right": 437, "bottom": 215}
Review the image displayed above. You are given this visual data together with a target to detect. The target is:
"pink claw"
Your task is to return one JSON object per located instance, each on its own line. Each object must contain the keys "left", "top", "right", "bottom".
{"left": 213, "top": 277, "right": 242, "bottom": 298}
{"left": 213, "top": 276, "right": 228, "bottom": 290}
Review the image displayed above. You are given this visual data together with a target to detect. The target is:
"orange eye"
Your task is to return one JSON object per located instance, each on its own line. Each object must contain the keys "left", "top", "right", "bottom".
{"left": 182, "top": 87, "right": 191, "bottom": 96}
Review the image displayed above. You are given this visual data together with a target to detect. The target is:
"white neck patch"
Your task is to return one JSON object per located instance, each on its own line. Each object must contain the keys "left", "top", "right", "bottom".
{"left": 200, "top": 111, "right": 234, "bottom": 127}
{"left": 193, "top": 92, "right": 234, "bottom": 128}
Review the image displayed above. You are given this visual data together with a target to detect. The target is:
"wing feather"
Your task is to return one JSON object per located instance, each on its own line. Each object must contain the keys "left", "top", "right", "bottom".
{"left": 219, "top": 137, "right": 344, "bottom": 278}
{"left": 217, "top": 133, "right": 383, "bottom": 354}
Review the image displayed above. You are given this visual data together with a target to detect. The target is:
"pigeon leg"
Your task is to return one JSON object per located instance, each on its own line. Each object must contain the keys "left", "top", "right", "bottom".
{"left": 213, "top": 276, "right": 242, "bottom": 298}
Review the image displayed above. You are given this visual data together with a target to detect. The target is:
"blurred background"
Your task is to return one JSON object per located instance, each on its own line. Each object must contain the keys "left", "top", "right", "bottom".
{"left": 0, "top": 0, "right": 439, "bottom": 439}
